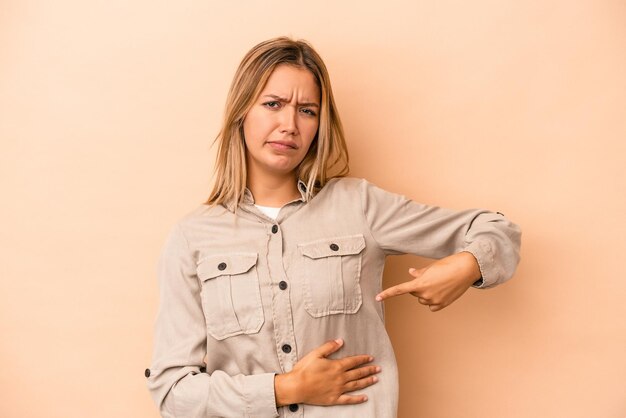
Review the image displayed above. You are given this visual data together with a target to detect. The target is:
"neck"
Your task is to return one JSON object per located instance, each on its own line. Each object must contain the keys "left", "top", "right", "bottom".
{"left": 246, "top": 169, "right": 300, "bottom": 207}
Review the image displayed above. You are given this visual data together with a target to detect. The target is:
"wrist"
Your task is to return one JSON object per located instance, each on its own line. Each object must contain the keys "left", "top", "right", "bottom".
{"left": 458, "top": 251, "right": 482, "bottom": 284}
{"left": 274, "top": 372, "right": 300, "bottom": 407}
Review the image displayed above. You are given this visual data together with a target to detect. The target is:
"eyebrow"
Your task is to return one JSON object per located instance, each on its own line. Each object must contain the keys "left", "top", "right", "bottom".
{"left": 262, "top": 94, "right": 320, "bottom": 108}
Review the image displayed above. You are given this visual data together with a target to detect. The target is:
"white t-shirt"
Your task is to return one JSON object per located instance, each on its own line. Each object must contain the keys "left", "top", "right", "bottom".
{"left": 254, "top": 204, "right": 281, "bottom": 220}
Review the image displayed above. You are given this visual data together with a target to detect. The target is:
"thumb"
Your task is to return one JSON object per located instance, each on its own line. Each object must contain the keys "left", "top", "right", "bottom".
{"left": 316, "top": 338, "right": 344, "bottom": 358}
{"left": 408, "top": 266, "right": 427, "bottom": 277}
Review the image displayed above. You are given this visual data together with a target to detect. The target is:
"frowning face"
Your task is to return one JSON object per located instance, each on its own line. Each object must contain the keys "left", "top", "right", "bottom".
{"left": 243, "top": 64, "right": 320, "bottom": 179}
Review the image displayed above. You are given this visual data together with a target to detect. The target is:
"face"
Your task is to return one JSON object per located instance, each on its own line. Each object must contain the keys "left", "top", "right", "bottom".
{"left": 243, "top": 64, "right": 320, "bottom": 179}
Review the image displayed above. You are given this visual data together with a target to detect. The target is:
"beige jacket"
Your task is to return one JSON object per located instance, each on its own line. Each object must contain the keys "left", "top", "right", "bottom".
{"left": 146, "top": 177, "right": 522, "bottom": 417}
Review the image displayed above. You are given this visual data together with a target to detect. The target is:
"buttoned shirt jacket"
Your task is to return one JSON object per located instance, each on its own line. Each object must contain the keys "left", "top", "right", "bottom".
{"left": 146, "top": 177, "right": 522, "bottom": 418}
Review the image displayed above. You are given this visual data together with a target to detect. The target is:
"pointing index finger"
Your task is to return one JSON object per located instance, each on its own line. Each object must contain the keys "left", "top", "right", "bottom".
{"left": 375, "top": 281, "right": 415, "bottom": 301}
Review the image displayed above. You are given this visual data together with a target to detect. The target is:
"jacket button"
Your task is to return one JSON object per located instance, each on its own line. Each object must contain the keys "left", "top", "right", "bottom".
{"left": 282, "top": 344, "right": 292, "bottom": 353}
{"left": 218, "top": 262, "right": 227, "bottom": 271}
{"left": 329, "top": 243, "right": 339, "bottom": 251}
{"left": 144, "top": 368, "right": 151, "bottom": 378}
{"left": 279, "top": 281, "right": 288, "bottom": 290}
{"left": 271, "top": 225, "right": 279, "bottom": 234}
{"left": 288, "top": 404, "right": 299, "bottom": 412}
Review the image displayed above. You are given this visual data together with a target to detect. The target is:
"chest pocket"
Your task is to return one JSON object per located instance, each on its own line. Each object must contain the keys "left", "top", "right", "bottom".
{"left": 298, "top": 234, "right": 366, "bottom": 318}
{"left": 196, "top": 253, "right": 264, "bottom": 340}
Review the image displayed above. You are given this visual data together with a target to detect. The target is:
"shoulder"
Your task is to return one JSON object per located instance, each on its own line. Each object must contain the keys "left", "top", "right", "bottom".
{"left": 320, "top": 176, "right": 397, "bottom": 199}
{"left": 312, "top": 177, "right": 399, "bottom": 210}
{"left": 320, "top": 176, "right": 370, "bottom": 194}
{"left": 171, "top": 203, "right": 229, "bottom": 236}
{"left": 309, "top": 177, "right": 363, "bottom": 204}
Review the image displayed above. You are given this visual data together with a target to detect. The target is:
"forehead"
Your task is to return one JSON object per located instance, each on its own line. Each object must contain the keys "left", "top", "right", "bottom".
{"left": 261, "top": 64, "right": 320, "bottom": 99}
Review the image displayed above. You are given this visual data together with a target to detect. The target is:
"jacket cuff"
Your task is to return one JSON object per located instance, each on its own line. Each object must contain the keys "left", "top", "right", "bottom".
{"left": 462, "top": 239, "right": 497, "bottom": 289}
{"left": 244, "top": 372, "right": 279, "bottom": 417}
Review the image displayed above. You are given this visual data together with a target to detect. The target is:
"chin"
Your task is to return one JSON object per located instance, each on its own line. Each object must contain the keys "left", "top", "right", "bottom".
{"left": 264, "top": 157, "right": 301, "bottom": 174}
{"left": 270, "top": 166, "right": 297, "bottom": 176}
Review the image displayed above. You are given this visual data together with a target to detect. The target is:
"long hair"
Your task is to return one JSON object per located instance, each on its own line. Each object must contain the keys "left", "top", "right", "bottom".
{"left": 205, "top": 36, "right": 349, "bottom": 210}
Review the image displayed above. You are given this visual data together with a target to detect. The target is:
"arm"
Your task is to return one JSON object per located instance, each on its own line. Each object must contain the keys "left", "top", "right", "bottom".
{"left": 146, "top": 223, "right": 278, "bottom": 418}
{"left": 359, "top": 179, "right": 522, "bottom": 289}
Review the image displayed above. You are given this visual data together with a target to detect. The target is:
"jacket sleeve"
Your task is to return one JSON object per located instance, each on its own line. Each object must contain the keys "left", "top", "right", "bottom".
{"left": 358, "top": 179, "right": 522, "bottom": 288}
{"left": 146, "top": 223, "right": 279, "bottom": 418}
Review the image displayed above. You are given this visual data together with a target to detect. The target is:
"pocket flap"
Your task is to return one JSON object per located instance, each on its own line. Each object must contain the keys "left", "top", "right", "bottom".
{"left": 197, "top": 253, "right": 258, "bottom": 281}
{"left": 299, "top": 234, "right": 365, "bottom": 259}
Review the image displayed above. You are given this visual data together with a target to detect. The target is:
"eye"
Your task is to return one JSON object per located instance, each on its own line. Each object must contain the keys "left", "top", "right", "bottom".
{"left": 263, "top": 101, "right": 280, "bottom": 109}
{"left": 301, "top": 108, "right": 317, "bottom": 117}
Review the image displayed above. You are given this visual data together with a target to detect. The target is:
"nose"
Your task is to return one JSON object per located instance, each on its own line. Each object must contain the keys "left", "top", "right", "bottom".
{"left": 278, "top": 105, "right": 298, "bottom": 136}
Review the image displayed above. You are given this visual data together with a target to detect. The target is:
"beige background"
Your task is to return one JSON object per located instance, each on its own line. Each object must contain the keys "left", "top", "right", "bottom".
{"left": 1, "top": 1, "right": 625, "bottom": 417}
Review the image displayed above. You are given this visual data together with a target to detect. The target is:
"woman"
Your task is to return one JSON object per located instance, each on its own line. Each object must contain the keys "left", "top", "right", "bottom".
{"left": 146, "top": 37, "right": 521, "bottom": 418}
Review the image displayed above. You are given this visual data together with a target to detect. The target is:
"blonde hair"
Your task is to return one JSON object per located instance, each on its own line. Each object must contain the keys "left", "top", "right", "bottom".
{"left": 205, "top": 36, "right": 349, "bottom": 210}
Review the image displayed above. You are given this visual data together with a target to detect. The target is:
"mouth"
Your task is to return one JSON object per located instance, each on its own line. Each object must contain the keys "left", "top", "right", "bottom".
{"left": 267, "top": 140, "right": 298, "bottom": 150}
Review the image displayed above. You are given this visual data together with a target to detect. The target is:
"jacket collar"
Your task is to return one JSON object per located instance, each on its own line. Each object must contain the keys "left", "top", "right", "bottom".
{"left": 224, "top": 179, "right": 309, "bottom": 212}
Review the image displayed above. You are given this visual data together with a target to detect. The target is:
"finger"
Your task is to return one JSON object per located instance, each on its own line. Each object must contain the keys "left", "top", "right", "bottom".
{"left": 337, "top": 354, "right": 374, "bottom": 371}
{"left": 344, "top": 365, "right": 381, "bottom": 382}
{"left": 316, "top": 339, "right": 344, "bottom": 358}
{"left": 417, "top": 297, "right": 430, "bottom": 305}
{"left": 335, "top": 393, "right": 368, "bottom": 405}
{"left": 428, "top": 304, "right": 444, "bottom": 312}
{"left": 343, "top": 375, "right": 379, "bottom": 393}
{"left": 375, "top": 281, "right": 416, "bottom": 302}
